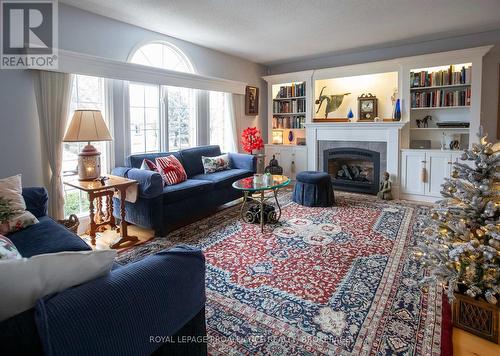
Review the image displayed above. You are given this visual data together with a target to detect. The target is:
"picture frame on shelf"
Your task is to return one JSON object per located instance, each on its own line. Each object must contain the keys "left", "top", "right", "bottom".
{"left": 245, "top": 85, "right": 259, "bottom": 116}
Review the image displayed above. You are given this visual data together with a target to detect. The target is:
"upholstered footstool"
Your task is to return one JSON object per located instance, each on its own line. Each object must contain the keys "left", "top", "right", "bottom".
{"left": 293, "top": 171, "right": 335, "bottom": 207}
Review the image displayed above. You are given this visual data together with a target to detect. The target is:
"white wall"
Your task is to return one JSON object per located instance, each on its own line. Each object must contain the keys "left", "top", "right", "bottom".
{"left": 0, "top": 4, "right": 267, "bottom": 186}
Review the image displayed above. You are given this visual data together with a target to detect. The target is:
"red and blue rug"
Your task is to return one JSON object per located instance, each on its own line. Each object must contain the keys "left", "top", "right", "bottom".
{"left": 117, "top": 192, "right": 452, "bottom": 355}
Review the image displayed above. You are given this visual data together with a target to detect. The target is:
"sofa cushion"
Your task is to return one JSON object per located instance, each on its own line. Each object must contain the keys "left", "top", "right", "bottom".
{"left": 162, "top": 179, "right": 214, "bottom": 204}
{"left": 192, "top": 169, "right": 253, "bottom": 189}
{"left": 8, "top": 216, "right": 91, "bottom": 258}
{"left": 202, "top": 153, "right": 230, "bottom": 174}
{"left": 156, "top": 155, "right": 188, "bottom": 186}
{"left": 127, "top": 151, "right": 182, "bottom": 169}
{"left": 180, "top": 145, "right": 221, "bottom": 177}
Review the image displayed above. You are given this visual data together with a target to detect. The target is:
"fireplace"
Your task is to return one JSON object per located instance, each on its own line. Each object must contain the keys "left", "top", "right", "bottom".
{"left": 323, "top": 147, "right": 380, "bottom": 195}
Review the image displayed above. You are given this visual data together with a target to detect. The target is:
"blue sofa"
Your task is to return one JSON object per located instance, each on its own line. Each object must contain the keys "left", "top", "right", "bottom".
{"left": 112, "top": 145, "right": 256, "bottom": 236}
{"left": 0, "top": 188, "right": 207, "bottom": 356}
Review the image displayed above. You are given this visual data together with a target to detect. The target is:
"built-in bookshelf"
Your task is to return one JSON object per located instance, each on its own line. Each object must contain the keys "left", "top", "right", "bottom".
{"left": 408, "top": 62, "right": 473, "bottom": 149}
{"left": 264, "top": 77, "right": 311, "bottom": 146}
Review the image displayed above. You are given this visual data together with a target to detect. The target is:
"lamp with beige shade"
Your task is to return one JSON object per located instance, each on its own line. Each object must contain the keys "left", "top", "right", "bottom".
{"left": 63, "top": 110, "right": 113, "bottom": 181}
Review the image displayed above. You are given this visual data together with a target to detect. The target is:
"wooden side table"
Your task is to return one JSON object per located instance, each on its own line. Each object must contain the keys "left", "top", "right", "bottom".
{"left": 64, "top": 175, "right": 139, "bottom": 249}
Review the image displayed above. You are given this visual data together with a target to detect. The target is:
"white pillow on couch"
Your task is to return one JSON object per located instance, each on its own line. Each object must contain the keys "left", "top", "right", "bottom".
{"left": 0, "top": 249, "right": 116, "bottom": 321}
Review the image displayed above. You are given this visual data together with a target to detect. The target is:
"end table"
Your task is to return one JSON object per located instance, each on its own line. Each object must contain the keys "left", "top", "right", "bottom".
{"left": 64, "top": 175, "right": 138, "bottom": 249}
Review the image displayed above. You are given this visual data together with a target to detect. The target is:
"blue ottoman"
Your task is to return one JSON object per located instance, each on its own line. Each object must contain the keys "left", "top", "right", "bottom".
{"left": 293, "top": 171, "right": 335, "bottom": 207}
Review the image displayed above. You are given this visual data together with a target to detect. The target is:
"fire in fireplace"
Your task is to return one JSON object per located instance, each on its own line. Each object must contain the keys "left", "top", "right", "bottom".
{"left": 323, "top": 147, "right": 380, "bottom": 194}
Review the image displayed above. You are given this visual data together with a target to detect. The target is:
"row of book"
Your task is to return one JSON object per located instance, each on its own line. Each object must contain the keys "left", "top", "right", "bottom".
{"left": 273, "top": 98, "right": 306, "bottom": 113}
{"left": 272, "top": 116, "right": 306, "bottom": 129}
{"left": 275, "top": 82, "right": 306, "bottom": 98}
{"left": 411, "top": 88, "right": 471, "bottom": 108}
{"left": 410, "top": 65, "right": 471, "bottom": 88}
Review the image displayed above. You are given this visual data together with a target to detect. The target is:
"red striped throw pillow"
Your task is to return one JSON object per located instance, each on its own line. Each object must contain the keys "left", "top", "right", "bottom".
{"left": 155, "top": 155, "right": 187, "bottom": 186}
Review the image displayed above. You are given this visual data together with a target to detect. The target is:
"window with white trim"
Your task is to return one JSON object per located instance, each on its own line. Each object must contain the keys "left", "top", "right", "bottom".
{"left": 129, "top": 42, "right": 196, "bottom": 153}
{"left": 62, "top": 75, "right": 108, "bottom": 217}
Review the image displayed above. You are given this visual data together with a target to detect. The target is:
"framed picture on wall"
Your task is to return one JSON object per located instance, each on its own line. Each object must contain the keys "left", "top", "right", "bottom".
{"left": 245, "top": 85, "right": 259, "bottom": 116}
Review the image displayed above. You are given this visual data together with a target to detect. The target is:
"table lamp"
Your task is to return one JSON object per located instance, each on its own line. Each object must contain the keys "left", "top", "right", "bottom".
{"left": 63, "top": 110, "right": 113, "bottom": 180}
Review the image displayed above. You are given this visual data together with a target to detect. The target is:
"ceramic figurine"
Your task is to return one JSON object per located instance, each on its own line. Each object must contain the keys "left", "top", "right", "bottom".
{"left": 377, "top": 172, "right": 393, "bottom": 200}
{"left": 416, "top": 115, "right": 432, "bottom": 128}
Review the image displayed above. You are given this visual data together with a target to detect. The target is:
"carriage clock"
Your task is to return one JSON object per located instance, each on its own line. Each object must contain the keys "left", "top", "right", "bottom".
{"left": 358, "top": 93, "right": 378, "bottom": 121}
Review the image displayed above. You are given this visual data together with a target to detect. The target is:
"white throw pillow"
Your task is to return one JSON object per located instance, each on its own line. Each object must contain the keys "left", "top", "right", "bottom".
{"left": 0, "top": 249, "right": 117, "bottom": 321}
{"left": 0, "top": 174, "right": 38, "bottom": 234}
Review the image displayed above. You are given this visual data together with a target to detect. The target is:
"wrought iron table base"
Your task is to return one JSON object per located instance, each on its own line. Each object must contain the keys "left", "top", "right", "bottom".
{"left": 240, "top": 189, "right": 282, "bottom": 233}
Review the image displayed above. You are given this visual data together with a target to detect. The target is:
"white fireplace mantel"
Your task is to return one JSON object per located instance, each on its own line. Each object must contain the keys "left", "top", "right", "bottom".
{"left": 305, "top": 121, "right": 407, "bottom": 195}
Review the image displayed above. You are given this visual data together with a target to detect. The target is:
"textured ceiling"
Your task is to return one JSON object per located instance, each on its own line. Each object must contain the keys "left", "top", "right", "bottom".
{"left": 61, "top": 0, "right": 500, "bottom": 64}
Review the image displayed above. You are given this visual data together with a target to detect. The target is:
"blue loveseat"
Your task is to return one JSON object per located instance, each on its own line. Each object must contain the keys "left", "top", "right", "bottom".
{"left": 112, "top": 145, "right": 256, "bottom": 236}
{"left": 0, "top": 188, "right": 207, "bottom": 356}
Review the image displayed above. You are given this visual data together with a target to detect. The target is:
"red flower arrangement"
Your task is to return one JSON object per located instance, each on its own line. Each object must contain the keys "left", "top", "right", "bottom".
{"left": 241, "top": 127, "right": 264, "bottom": 154}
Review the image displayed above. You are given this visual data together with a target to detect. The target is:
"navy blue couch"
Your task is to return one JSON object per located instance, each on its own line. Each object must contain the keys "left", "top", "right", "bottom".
{"left": 0, "top": 188, "right": 207, "bottom": 356}
{"left": 112, "top": 145, "right": 256, "bottom": 236}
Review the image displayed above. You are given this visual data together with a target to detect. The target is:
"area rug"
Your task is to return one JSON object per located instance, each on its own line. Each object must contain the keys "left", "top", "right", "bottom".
{"left": 117, "top": 192, "right": 452, "bottom": 355}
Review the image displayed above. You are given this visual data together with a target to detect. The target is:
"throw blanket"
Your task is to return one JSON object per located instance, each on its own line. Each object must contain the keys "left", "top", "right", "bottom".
{"left": 35, "top": 245, "right": 206, "bottom": 356}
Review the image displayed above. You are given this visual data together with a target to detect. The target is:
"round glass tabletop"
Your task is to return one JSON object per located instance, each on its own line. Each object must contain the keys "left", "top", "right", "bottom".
{"left": 232, "top": 175, "right": 290, "bottom": 192}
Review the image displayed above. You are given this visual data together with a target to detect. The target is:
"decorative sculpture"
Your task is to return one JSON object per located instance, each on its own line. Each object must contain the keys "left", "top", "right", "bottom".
{"left": 264, "top": 155, "right": 283, "bottom": 175}
{"left": 416, "top": 115, "right": 432, "bottom": 128}
{"left": 315, "top": 87, "right": 350, "bottom": 119}
{"left": 377, "top": 172, "right": 393, "bottom": 200}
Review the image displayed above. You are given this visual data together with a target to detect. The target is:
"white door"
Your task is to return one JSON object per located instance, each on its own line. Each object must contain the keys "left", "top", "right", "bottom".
{"left": 293, "top": 148, "right": 308, "bottom": 179}
{"left": 279, "top": 148, "right": 293, "bottom": 177}
{"left": 401, "top": 151, "right": 426, "bottom": 196}
{"left": 427, "top": 152, "right": 452, "bottom": 197}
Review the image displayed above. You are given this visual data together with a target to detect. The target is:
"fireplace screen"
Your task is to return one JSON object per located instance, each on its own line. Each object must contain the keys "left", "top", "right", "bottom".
{"left": 324, "top": 148, "right": 380, "bottom": 195}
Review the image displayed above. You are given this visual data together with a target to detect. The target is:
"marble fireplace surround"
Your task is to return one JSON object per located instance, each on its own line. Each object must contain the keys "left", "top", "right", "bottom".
{"left": 305, "top": 122, "right": 407, "bottom": 194}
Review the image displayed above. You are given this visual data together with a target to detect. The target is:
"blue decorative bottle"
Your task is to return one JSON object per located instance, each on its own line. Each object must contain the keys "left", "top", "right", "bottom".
{"left": 288, "top": 130, "right": 294, "bottom": 143}
{"left": 347, "top": 108, "right": 354, "bottom": 120}
{"left": 394, "top": 99, "right": 401, "bottom": 121}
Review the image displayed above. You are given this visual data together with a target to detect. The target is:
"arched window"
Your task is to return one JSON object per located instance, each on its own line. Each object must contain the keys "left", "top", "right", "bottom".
{"left": 128, "top": 42, "right": 196, "bottom": 153}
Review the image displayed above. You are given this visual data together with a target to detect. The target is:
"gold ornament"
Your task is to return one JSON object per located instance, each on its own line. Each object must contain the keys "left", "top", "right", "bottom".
{"left": 431, "top": 212, "right": 439, "bottom": 220}
{"left": 451, "top": 170, "right": 459, "bottom": 178}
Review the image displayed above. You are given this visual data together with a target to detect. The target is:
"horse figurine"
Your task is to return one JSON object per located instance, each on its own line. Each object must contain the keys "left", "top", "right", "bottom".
{"left": 416, "top": 115, "right": 432, "bottom": 128}
{"left": 315, "top": 87, "right": 350, "bottom": 119}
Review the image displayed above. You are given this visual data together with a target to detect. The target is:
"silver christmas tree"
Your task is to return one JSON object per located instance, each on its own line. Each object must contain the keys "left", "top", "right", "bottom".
{"left": 414, "top": 131, "right": 500, "bottom": 304}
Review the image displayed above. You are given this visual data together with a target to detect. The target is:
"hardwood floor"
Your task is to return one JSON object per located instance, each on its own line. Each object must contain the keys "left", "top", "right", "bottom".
{"left": 453, "top": 327, "right": 500, "bottom": 355}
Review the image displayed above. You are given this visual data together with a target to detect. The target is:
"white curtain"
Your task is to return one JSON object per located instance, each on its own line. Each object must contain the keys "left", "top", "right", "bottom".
{"left": 34, "top": 71, "right": 74, "bottom": 219}
{"left": 224, "top": 93, "right": 239, "bottom": 153}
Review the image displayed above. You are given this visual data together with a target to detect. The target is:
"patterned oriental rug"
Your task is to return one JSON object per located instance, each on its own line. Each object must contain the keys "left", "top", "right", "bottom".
{"left": 117, "top": 192, "right": 452, "bottom": 355}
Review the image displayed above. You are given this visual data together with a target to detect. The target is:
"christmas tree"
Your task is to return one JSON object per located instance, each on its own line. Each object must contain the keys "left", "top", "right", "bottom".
{"left": 414, "top": 130, "right": 500, "bottom": 304}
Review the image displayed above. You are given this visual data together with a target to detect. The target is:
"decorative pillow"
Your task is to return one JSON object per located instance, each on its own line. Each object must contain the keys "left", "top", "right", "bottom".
{"left": 156, "top": 155, "right": 187, "bottom": 186}
{"left": 202, "top": 153, "right": 230, "bottom": 174}
{"left": 0, "top": 175, "right": 38, "bottom": 235}
{"left": 0, "top": 235, "right": 21, "bottom": 260}
{"left": 0, "top": 249, "right": 117, "bottom": 321}
{"left": 140, "top": 159, "right": 158, "bottom": 172}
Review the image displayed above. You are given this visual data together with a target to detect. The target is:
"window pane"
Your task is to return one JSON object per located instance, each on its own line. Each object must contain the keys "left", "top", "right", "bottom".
{"left": 167, "top": 86, "right": 194, "bottom": 151}
{"left": 129, "top": 83, "right": 145, "bottom": 107}
{"left": 145, "top": 108, "right": 159, "bottom": 130}
{"left": 144, "top": 85, "right": 159, "bottom": 107}
{"left": 75, "top": 75, "right": 101, "bottom": 105}
{"left": 130, "top": 42, "right": 193, "bottom": 74}
{"left": 130, "top": 107, "right": 144, "bottom": 130}
{"left": 145, "top": 130, "right": 160, "bottom": 152}
{"left": 130, "top": 130, "right": 145, "bottom": 154}
{"left": 209, "top": 91, "right": 225, "bottom": 149}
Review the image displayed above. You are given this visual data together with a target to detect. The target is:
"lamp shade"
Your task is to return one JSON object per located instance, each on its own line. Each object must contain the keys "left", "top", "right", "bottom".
{"left": 63, "top": 110, "right": 112, "bottom": 142}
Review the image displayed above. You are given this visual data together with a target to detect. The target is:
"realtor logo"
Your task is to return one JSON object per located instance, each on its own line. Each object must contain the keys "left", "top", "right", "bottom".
{"left": 1, "top": 0, "right": 58, "bottom": 69}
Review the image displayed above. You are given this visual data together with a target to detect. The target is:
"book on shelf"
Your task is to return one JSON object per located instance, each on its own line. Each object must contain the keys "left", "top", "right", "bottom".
{"left": 273, "top": 98, "right": 306, "bottom": 113}
{"left": 411, "top": 87, "right": 471, "bottom": 108}
{"left": 272, "top": 115, "right": 306, "bottom": 129}
{"left": 275, "top": 81, "right": 306, "bottom": 98}
{"left": 410, "top": 65, "right": 471, "bottom": 88}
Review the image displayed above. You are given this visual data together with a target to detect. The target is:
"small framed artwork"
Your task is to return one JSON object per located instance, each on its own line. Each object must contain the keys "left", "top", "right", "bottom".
{"left": 245, "top": 85, "right": 259, "bottom": 116}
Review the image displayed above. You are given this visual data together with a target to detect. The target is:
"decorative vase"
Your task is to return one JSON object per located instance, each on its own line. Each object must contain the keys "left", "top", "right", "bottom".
{"left": 393, "top": 99, "right": 401, "bottom": 121}
{"left": 288, "top": 130, "right": 294, "bottom": 143}
{"left": 347, "top": 108, "right": 354, "bottom": 120}
{"left": 452, "top": 292, "right": 500, "bottom": 344}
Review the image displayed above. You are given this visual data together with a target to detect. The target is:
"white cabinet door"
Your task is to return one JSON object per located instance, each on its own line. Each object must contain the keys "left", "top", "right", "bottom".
{"left": 293, "top": 148, "right": 308, "bottom": 178}
{"left": 401, "top": 151, "right": 426, "bottom": 195}
{"left": 426, "top": 152, "right": 452, "bottom": 197}
{"left": 279, "top": 148, "right": 293, "bottom": 177}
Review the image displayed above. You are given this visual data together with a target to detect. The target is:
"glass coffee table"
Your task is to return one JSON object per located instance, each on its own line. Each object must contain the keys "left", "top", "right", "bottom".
{"left": 232, "top": 175, "right": 291, "bottom": 233}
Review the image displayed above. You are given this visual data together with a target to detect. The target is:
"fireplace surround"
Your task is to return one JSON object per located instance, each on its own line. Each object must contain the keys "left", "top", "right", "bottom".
{"left": 324, "top": 147, "right": 380, "bottom": 194}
